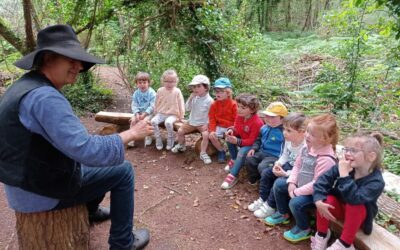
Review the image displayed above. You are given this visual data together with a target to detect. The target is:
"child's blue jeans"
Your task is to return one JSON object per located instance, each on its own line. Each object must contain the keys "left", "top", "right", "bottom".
{"left": 227, "top": 142, "right": 252, "bottom": 177}
{"left": 259, "top": 162, "right": 293, "bottom": 208}
{"left": 273, "top": 177, "right": 315, "bottom": 230}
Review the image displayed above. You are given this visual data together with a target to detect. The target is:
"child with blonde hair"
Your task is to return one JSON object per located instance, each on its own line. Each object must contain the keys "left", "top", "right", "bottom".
{"left": 151, "top": 69, "right": 185, "bottom": 150}
{"left": 220, "top": 93, "right": 264, "bottom": 189}
{"left": 171, "top": 75, "right": 214, "bottom": 164}
{"left": 265, "top": 114, "right": 338, "bottom": 243}
{"left": 311, "top": 132, "right": 385, "bottom": 250}
{"left": 128, "top": 71, "right": 156, "bottom": 147}
{"left": 249, "top": 112, "right": 307, "bottom": 218}
{"left": 208, "top": 78, "right": 237, "bottom": 163}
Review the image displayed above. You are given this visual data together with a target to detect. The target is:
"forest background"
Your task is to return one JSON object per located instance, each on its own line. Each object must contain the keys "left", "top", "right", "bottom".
{"left": 1, "top": 0, "right": 400, "bottom": 231}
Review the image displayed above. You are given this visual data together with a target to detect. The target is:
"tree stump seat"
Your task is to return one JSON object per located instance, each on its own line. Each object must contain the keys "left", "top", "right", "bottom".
{"left": 15, "top": 204, "right": 90, "bottom": 250}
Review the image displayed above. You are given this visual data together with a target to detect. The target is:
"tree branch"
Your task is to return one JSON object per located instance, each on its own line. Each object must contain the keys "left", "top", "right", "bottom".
{"left": 0, "top": 17, "right": 26, "bottom": 54}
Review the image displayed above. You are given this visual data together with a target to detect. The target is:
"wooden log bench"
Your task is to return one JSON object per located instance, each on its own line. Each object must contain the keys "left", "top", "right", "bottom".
{"left": 15, "top": 204, "right": 90, "bottom": 249}
{"left": 95, "top": 111, "right": 217, "bottom": 155}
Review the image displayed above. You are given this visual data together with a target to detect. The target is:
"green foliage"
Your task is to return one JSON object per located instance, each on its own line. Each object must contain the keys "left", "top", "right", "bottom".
{"left": 376, "top": 211, "right": 399, "bottom": 233}
{"left": 384, "top": 149, "right": 400, "bottom": 175}
{"left": 62, "top": 71, "right": 112, "bottom": 115}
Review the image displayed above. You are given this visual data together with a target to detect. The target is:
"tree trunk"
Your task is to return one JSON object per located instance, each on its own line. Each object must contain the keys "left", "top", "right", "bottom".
{"left": 15, "top": 205, "right": 90, "bottom": 250}
{"left": 22, "top": 0, "right": 35, "bottom": 53}
{"left": 285, "top": 0, "right": 292, "bottom": 29}
{"left": 302, "top": 0, "right": 312, "bottom": 31}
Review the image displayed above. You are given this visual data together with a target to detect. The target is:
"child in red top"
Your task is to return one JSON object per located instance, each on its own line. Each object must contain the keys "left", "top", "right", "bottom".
{"left": 221, "top": 93, "right": 264, "bottom": 189}
{"left": 208, "top": 78, "right": 237, "bottom": 163}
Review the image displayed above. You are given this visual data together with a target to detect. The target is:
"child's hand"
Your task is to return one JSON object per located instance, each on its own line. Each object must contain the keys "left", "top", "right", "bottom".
{"left": 209, "top": 132, "right": 217, "bottom": 140}
{"left": 139, "top": 112, "right": 148, "bottom": 120}
{"left": 315, "top": 200, "right": 337, "bottom": 222}
{"left": 273, "top": 164, "right": 286, "bottom": 177}
{"left": 288, "top": 183, "right": 296, "bottom": 197}
{"left": 247, "top": 149, "right": 255, "bottom": 157}
{"left": 201, "top": 124, "right": 208, "bottom": 132}
{"left": 225, "top": 129, "right": 234, "bottom": 136}
{"left": 226, "top": 135, "right": 237, "bottom": 144}
{"left": 338, "top": 158, "right": 352, "bottom": 177}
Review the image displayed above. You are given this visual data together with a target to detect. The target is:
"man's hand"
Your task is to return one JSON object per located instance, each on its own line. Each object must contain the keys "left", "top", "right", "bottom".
{"left": 121, "top": 120, "right": 154, "bottom": 144}
{"left": 315, "top": 200, "right": 336, "bottom": 221}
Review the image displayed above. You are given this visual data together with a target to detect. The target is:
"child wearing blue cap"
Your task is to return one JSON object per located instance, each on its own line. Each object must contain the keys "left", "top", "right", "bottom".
{"left": 208, "top": 77, "right": 237, "bottom": 163}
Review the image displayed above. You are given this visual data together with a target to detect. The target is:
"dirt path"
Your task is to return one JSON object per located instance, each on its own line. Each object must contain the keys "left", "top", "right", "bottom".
{"left": 0, "top": 66, "right": 309, "bottom": 250}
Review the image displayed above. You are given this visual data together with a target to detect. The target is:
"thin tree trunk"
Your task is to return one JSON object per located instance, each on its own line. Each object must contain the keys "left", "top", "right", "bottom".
{"left": 266, "top": 0, "right": 273, "bottom": 31}
{"left": 30, "top": 2, "right": 41, "bottom": 31}
{"left": 302, "top": 0, "right": 312, "bottom": 31}
{"left": 285, "top": 0, "right": 292, "bottom": 29}
{"left": 324, "top": 0, "right": 331, "bottom": 10}
{"left": 22, "top": 0, "right": 35, "bottom": 53}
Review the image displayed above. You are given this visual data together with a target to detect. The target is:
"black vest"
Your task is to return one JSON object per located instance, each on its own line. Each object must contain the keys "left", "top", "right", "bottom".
{"left": 0, "top": 71, "right": 81, "bottom": 199}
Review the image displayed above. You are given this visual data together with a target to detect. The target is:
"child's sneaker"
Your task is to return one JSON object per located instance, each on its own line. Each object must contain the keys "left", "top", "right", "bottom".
{"left": 166, "top": 137, "right": 174, "bottom": 150}
{"left": 144, "top": 136, "right": 152, "bottom": 146}
{"left": 171, "top": 143, "right": 186, "bottom": 153}
{"left": 221, "top": 174, "right": 238, "bottom": 189}
{"left": 200, "top": 152, "right": 212, "bottom": 164}
{"left": 254, "top": 203, "right": 275, "bottom": 218}
{"left": 283, "top": 226, "right": 311, "bottom": 243}
{"left": 155, "top": 137, "right": 163, "bottom": 150}
{"left": 248, "top": 197, "right": 263, "bottom": 212}
{"left": 264, "top": 211, "right": 290, "bottom": 226}
{"left": 127, "top": 141, "right": 135, "bottom": 148}
{"left": 327, "top": 239, "right": 355, "bottom": 250}
{"left": 224, "top": 159, "right": 234, "bottom": 173}
{"left": 311, "top": 230, "right": 331, "bottom": 250}
{"left": 217, "top": 150, "right": 226, "bottom": 163}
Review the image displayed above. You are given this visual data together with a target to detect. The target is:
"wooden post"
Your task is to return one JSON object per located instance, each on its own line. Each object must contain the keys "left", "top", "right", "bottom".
{"left": 15, "top": 204, "right": 90, "bottom": 250}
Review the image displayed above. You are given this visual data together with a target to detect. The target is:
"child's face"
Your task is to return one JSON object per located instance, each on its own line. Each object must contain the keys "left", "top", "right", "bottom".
{"left": 214, "top": 88, "right": 228, "bottom": 100}
{"left": 163, "top": 75, "right": 177, "bottom": 90}
{"left": 191, "top": 84, "right": 208, "bottom": 97}
{"left": 237, "top": 103, "right": 253, "bottom": 118}
{"left": 305, "top": 123, "right": 326, "bottom": 149}
{"left": 136, "top": 79, "right": 150, "bottom": 92}
{"left": 283, "top": 125, "right": 305, "bottom": 143}
{"left": 263, "top": 115, "right": 282, "bottom": 128}
{"left": 342, "top": 140, "right": 373, "bottom": 169}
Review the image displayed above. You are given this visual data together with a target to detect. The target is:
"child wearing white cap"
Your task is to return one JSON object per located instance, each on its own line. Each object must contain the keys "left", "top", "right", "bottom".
{"left": 172, "top": 75, "right": 214, "bottom": 164}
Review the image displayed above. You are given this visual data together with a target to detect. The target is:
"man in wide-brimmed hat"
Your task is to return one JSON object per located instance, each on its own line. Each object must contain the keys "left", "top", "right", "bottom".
{"left": 0, "top": 24, "right": 152, "bottom": 250}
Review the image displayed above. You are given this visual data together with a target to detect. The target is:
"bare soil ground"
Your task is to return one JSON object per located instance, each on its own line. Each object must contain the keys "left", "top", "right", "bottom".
{"left": 0, "top": 66, "right": 309, "bottom": 250}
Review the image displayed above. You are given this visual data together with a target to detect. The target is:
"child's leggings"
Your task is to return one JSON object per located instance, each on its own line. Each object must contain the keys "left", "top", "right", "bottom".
{"left": 316, "top": 195, "right": 366, "bottom": 245}
{"left": 151, "top": 114, "right": 177, "bottom": 139}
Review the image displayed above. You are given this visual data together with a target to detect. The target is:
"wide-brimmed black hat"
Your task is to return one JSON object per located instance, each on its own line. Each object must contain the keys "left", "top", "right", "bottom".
{"left": 14, "top": 24, "right": 105, "bottom": 71}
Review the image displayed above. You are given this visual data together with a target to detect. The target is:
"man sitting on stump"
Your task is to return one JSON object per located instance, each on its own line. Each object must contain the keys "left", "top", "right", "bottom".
{"left": 0, "top": 24, "right": 152, "bottom": 250}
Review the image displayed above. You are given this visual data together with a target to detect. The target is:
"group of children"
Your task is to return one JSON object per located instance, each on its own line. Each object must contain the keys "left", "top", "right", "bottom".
{"left": 129, "top": 69, "right": 386, "bottom": 250}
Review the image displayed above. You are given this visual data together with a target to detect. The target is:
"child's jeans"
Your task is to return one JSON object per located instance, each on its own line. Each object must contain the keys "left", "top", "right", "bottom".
{"left": 245, "top": 151, "right": 277, "bottom": 183}
{"left": 273, "top": 177, "right": 315, "bottom": 230}
{"left": 227, "top": 142, "right": 252, "bottom": 177}
{"left": 151, "top": 113, "right": 177, "bottom": 139}
{"left": 260, "top": 162, "right": 293, "bottom": 208}
{"left": 316, "top": 195, "right": 366, "bottom": 245}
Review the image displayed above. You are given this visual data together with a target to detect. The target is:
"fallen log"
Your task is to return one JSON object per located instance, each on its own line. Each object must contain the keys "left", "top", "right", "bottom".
{"left": 95, "top": 111, "right": 133, "bottom": 125}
